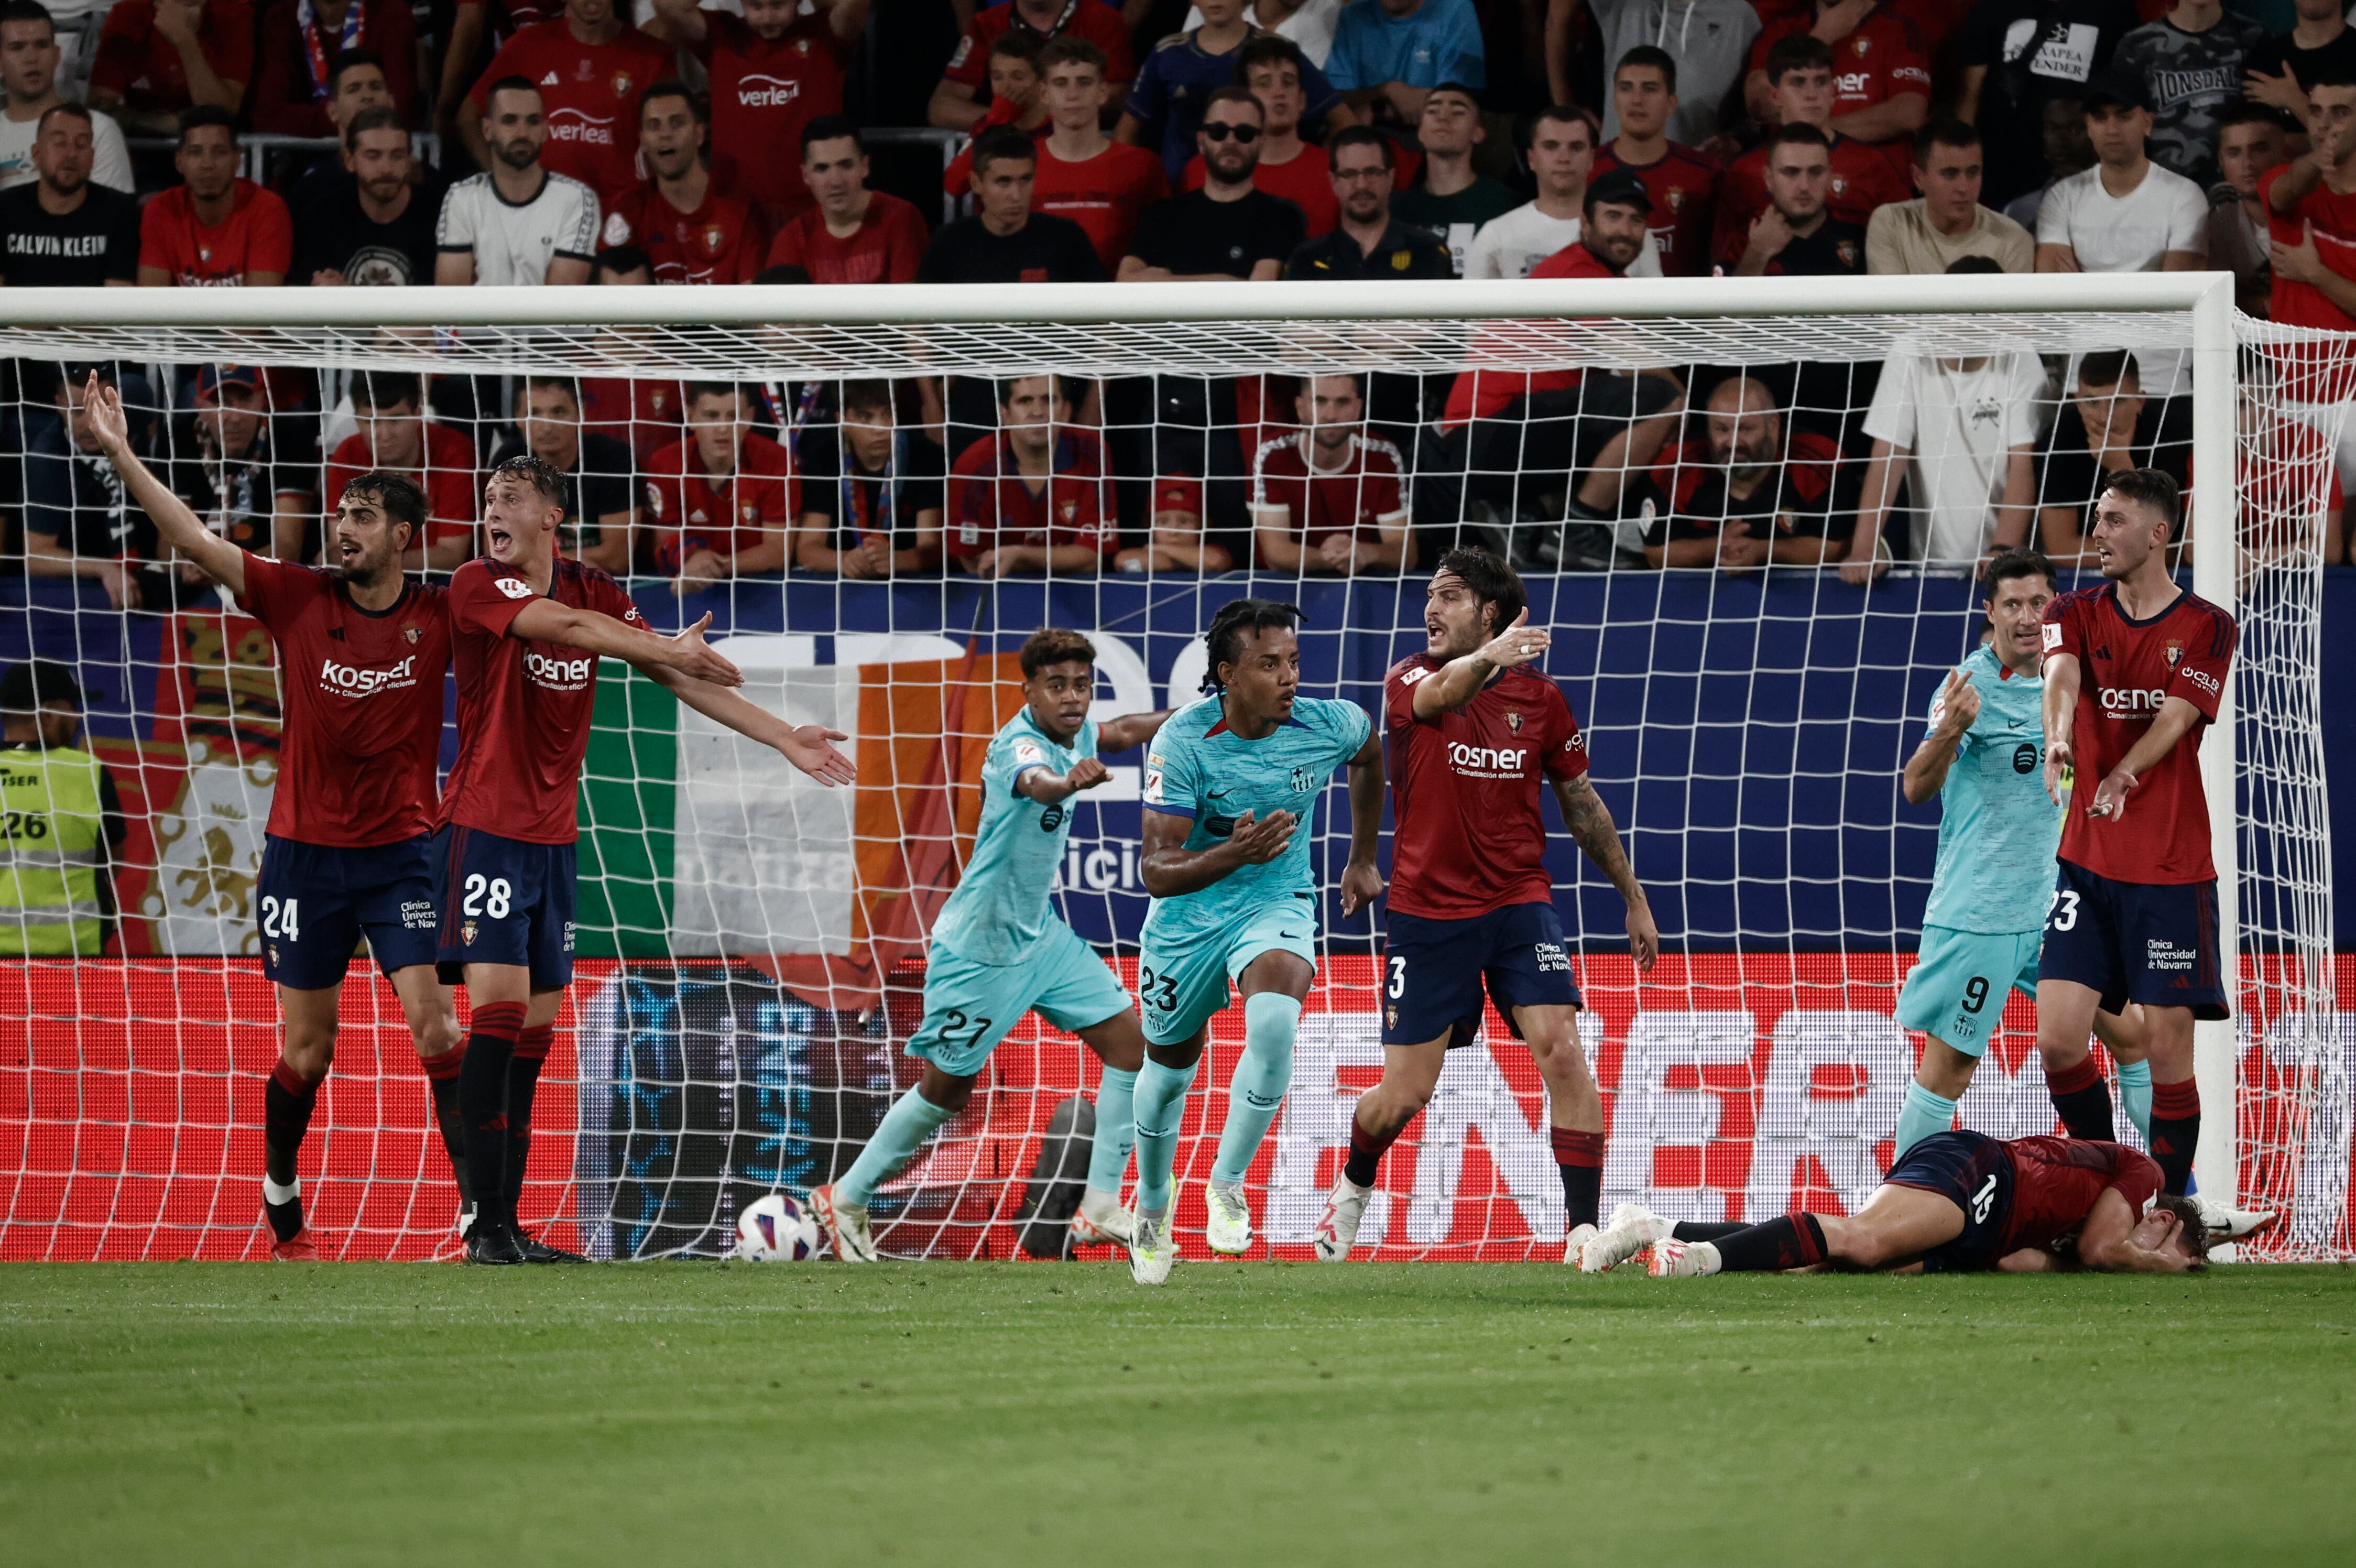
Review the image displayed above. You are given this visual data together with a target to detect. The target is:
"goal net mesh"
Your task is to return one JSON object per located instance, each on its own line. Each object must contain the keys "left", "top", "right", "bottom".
{"left": 0, "top": 300, "right": 2344, "bottom": 1263}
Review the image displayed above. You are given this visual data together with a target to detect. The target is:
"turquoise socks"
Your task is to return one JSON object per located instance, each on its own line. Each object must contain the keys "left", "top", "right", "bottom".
{"left": 1895, "top": 1080, "right": 1959, "bottom": 1159}
{"left": 2115, "top": 1058, "right": 2153, "bottom": 1144}
{"left": 1132, "top": 1057, "right": 1199, "bottom": 1216}
{"left": 1212, "top": 992, "right": 1301, "bottom": 1185}
{"left": 838, "top": 1086, "right": 957, "bottom": 1207}
{"left": 1086, "top": 1066, "right": 1139, "bottom": 1197}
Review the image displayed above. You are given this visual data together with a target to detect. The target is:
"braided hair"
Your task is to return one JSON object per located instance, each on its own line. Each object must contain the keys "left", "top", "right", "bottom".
{"left": 1201, "top": 598, "right": 1302, "bottom": 692}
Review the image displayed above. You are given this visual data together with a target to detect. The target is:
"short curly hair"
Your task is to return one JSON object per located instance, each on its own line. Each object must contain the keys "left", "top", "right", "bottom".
{"left": 1019, "top": 627, "right": 1097, "bottom": 677}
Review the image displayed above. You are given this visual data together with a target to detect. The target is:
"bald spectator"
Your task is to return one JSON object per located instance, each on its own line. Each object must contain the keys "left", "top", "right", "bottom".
{"left": 1865, "top": 119, "right": 2035, "bottom": 274}
{"left": 1639, "top": 376, "right": 1846, "bottom": 573}
{"left": 252, "top": 0, "right": 419, "bottom": 137}
{"left": 87, "top": 0, "right": 253, "bottom": 135}
{"left": 0, "top": 1, "right": 130, "bottom": 192}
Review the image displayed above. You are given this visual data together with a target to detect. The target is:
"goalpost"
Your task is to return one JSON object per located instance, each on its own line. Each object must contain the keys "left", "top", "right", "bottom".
{"left": 0, "top": 274, "right": 2342, "bottom": 1263}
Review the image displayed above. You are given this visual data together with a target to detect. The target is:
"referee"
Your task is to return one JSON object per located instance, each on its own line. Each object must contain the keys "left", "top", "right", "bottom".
{"left": 0, "top": 660, "right": 125, "bottom": 955}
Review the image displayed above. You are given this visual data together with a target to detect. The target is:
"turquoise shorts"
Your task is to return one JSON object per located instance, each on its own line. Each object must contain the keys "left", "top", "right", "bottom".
{"left": 909, "top": 921, "right": 1133, "bottom": 1077}
{"left": 1896, "top": 925, "right": 2041, "bottom": 1059}
{"left": 1137, "top": 895, "right": 1317, "bottom": 1048}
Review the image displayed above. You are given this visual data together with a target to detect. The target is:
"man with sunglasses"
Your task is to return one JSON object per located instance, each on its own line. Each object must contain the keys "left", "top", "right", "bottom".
{"left": 1119, "top": 86, "right": 1306, "bottom": 280}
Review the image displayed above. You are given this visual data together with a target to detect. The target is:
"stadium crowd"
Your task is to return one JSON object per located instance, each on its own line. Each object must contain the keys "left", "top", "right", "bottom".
{"left": 1, "top": 0, "right": 2353, "bottom": 595}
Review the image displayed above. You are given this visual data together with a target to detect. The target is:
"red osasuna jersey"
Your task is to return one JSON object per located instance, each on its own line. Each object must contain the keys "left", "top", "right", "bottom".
{"left": 640, "top": 432, "right": 798, "bottom": 563}
{"left": 138, "top": 180, "right": 294, "bottom": 285}
{"left": 764, "top": 191, "right": 930, "bottom": 284}
{"left": 1383, "top": 656, "right": 1588, "bottom": 919}
{"left": 1249, "top": 431, "right": 1410, "bottom": 559}
{"left": 469, "top": 20, "right": 675, "bottom": 205}
{"left": 946, "top": 430, "right": 1116, "bottom": 563}
{"left": 1748, "top": 5, "right": 1931, "bottom": 176}
{"left": 1997, "top": 1136, "right": 2165, "bottom": 1257}
{"left": 1712, "top": 135, "right": 1905, "bottom": 268}
{"left": 695, "top": 13, "right": 849, "bottom": 225}
{"left": 439, "top": 556, "right": 645, "bottom": 844}
{"left": 1034, "top": 140, "right": 1169, "bottom": 272}
{"left": 600, "top": 182, "right": 768, "bottom": 284}
{"left": 2043, "top": 582, "right": 2235, "bottom": 884}
{"left": 1593, "top": 141, "right": 1720, "bottom": 276}
{"left": 237, "top": 556, "right": 450, "bottom": 847}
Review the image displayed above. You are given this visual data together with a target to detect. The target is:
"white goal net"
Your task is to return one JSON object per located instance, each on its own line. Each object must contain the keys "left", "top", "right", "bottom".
{"left": 0, "top": 276, "right": 2344, "bottom": 1263}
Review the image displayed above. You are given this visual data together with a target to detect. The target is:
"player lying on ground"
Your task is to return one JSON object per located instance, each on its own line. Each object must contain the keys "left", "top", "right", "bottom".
{"left": 87, "top": 374, "right": 471, "bottom": 1260}
{"left": 808, "top": 629, "right": 1170, "bottom": 1261}
{"left": 1893, "top": 546, "right": 2156, "bottom": 1162}
{"left": 1313, "top": 549, "right": 1658, "bottom": 1264}
{"left": 1589, "top": 1130, "right": 2207, "bottom": 1276}
{"left": 1127, "top": 599, "right": 1383, "bottom": 1284}
{"left": 439, "top": 454, "right": 854, "bottom": 1265}
{"left": 2038, "top": 468, "right": 2266, "bottom": 1237}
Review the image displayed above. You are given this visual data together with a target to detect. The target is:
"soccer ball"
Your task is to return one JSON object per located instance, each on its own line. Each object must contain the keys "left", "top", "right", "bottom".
{"left": 735, "top": 1193, "right": 824, "bottom": 1261}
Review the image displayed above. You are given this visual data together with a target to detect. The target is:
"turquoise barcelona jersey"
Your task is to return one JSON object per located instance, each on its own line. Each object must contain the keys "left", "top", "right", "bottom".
{"left": 929, "top": 709, "right": 1099, "bottom": 966}
{"left": 1922, "top": 643, "right": 2060, "bottom": 935}
{"left": 1139, "top": 693, "right": 1372, "bottom": 942}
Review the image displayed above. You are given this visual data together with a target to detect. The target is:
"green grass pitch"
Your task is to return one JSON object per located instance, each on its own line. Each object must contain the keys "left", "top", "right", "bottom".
{"left": 5, "top": 1261, "right": 2353, "bottom": 1566}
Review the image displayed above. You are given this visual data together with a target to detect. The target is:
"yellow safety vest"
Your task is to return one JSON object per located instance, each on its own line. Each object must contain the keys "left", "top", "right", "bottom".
{"left": 0, "top": 745, "right": 108, "bottom": 956}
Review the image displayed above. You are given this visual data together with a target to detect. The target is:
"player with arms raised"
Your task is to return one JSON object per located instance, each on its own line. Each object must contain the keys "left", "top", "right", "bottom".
{"left": 1633, "top": 1130, "right": 2207, "bottom": 1276}
{"left": 2038, "top": 469, "right": 2264, "bottom": 1234}
{"left": 83, "top": 373, "right": 470, "bottom": 1260}
{"left": 439, "top": 455, "right": 855, "bottom": 1265}
{"left": 810, "top": 629, "right": 1169, "bottom": 1260}
{"left": 1126, "top": 600, "right": 1383, "bottom": 1284}
{"left": 1314, "top": 548, "right": 1657, "bottom": 1264}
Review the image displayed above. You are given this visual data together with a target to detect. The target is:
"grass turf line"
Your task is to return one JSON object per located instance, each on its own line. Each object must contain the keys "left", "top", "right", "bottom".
{"left": 3, "top": 1262, "right": 2352, "bottom": 1567}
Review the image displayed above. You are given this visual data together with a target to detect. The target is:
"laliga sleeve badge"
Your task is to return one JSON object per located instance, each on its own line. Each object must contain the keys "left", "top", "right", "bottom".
{"left": 495, "top": 576, "right": 534, "bottom": 599}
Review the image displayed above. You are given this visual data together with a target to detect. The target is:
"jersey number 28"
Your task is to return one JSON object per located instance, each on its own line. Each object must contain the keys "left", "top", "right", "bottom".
{"left": 462, "top": 875, "right": 512, "bottom": 920}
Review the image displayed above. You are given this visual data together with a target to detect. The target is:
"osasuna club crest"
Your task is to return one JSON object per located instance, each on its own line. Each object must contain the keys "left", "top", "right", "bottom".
{"left": 2165, "top": 639, "right": 2185, "bottom": 668}
{"left": 1505, "top": 711, "right": 1523, "bottom": 733}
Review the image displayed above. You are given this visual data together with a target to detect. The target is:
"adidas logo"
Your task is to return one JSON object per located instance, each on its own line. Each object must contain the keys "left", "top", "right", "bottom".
{"left": 540, "top": 71, "right": 559, "bottom": 85}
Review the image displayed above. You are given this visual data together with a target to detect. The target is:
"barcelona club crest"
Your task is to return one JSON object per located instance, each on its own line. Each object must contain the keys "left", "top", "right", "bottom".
{"left": 1290, "top": 765, "right": 1313, "bottom": 792}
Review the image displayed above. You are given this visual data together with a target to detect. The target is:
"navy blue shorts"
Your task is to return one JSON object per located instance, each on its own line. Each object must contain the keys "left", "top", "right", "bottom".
{"left": 257, "top": 833, "right": 439, "bottom": 990}
{"left": 2037, "top": 859, "right": 2229, "bottom": 1021}
{"left": 429, "top": 824, "right": 576, "bottom": 991}
{"left": 1884, "top": 1129, "right": 2014, "bottom": 1274}
{"left": 1380, "top": 901, "right": 1583, "bottom": 1048}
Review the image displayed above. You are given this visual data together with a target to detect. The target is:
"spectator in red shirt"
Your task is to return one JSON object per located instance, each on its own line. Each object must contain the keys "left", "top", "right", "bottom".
{"left": 2264, "top": 72, "right": 2356, "bottom": 485}
{"left": 1023, "top": 38, "right": 1169, "bottom": 273}
{"left": 938, "top": 31, "right": 1052, "bottom": 189}
{"left": 644, "top": 0, "right": 864, "bottom": 229}
{"left": 929, "top": 0, "right": 1133, "bottom": 132}
{"left": 324, "top": 371, "right": 478, "bottom": 573}
{"left": 1743, "top": 0, "right": 1931, "bottom": 177}
{"left": 88, "top": 0, "right": 253, "bottom": 135}
{"left": 765, "top": 116, "right": 930, "bottom": 284}
{"left": 643, "top": 382, "right": 795, "bottom": 587}
{"left": 1714, "top": 35, "right": 1907, "bottom": 267}
{"left": 1640, "top": 375, "right": 1845, "bottom": 573}
{"left": 138, "top": 108, "right": 293, "bottom": 287}
{"left": 252, "top": 0, "right": 419, "bottom": 137}
{"left": 574, "top": 246, "right": 689, "bottom": 459}
{"left": 600, "top": 82, "right": 766, "bottom": 284}
{"left": 947, "top": 375, "right": 1115, "bottom": 578}
{"left": 1186, "top": 35, "right": 1338, "bottom": 235}
{"left": 1250, "top": 374, "right": 1413, "bottom": 574}
{"left": 1593, "top": 45, "right": 1719, "bottom": 276}
{"left": 463, "top": 0, "right": 675, "bottom": 209}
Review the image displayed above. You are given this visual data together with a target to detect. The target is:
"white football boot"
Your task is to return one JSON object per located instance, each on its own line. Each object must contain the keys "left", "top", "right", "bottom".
{"left": 1644, "top": 1238, "right": 1721, "bottom": 1278}
{"left": 808, "top": 1184, "right": 878, "bottom": 1262}
{"left": 1129, "top": 1210, "right": 1176, "bottom": 1286}
{"left": 1071, "top": 1191, "right": 1136, "bottom": 1248}
{"left": 2195, "top": 1197, "right": 2276, "bottom": 1242}
{"left": 1313, "top": 1175, "right": 1374, "bottom": 1261}
{"left": 1563, "top": 1223, "right": 1598, "bottom": 1265}
{"left": 1204, "top": 1181, "right": 1254, "bottom": 1256}
{"left": 1579, "top": 1202, "right": 1674, "bottom": 1273}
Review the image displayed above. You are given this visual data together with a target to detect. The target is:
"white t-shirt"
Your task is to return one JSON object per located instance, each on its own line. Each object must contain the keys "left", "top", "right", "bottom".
{"left": 1461, "top": 201, "right": 1664, "bottom": 279}
{"left": 0, "top": 105, "right": 133, "bottom": 194}
{"left": 1861, "top": 337, "right": 2047, "bottom": 566}
{"left": 435, "top": 170, "right": 601, "bottom": 286}
{"left": 1184, "top": 0, "right": 1345, "bottom": 66}
{"left": 2034, "top": 160, "right": 2208, "bottom": 273}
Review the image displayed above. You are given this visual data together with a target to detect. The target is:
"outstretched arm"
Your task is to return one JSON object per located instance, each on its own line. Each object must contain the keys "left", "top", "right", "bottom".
{"left": 1340, "top": 731, "right": 1383, "bottom": 917}
{"left": 1552, "top": 773, "right": 1658, "bottom": 971}
{"left": 506, "top": 600, "right": 744, "bottom": 687}
{"left": 644, "top": 665, "right": 856, "bottom": 786}
{"left": 1097, "top": 708, "right": 1173, "bottom": 754}
{"left": 1412, "top": 608, "right": 1551, "bottom": 718}
{"left": 83, "top": 372, "right": 244, "bottom": 595}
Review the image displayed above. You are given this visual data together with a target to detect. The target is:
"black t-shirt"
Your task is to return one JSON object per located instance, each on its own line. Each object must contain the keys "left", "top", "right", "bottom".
{"left": 2247, "top": 27, "right": 2356, "bottom": 124}
{"left": 1959, "top": 0, "right": 2142, "bottom": 206}
{"left": 916, "top": 213, "right": 1106, "bottom": 283}
{"left": 795, "top": 422, "right": 948, "bottom": 553}
{"left": 0, "top": 182, "right": 141, "bottom": 287}
{"left": 2035, "top": 393, "right": 2193, "bottom": 520}
{"left": 163, "top": 413, "right": 322, "bottom": 556}
{"left": 486, "top": 427, "right": 636, "bottom": 550}
{"left": 23, "top": 419, "right": 157, "bottom": 561}
{"left": 1758, "top": 217, "right": 1867, "bottom": 276}
{"left": 289, "top": 174, "right": 446, "bottom": 286}
{"left": 1127, "top": 189, "right": 1308, "bottom": 278}
{"left": 1283, "top": 218, "right": 1457, "bottom": 280}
